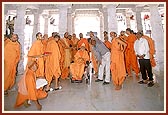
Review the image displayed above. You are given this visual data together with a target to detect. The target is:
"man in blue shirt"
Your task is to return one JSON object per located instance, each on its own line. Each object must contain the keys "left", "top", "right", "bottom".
{"left": 90, "top": 32, "right": 111, "bottom": 85}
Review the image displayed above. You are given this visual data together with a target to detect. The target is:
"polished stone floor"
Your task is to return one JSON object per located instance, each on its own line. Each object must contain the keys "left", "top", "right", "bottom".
{"left": 3, "top": 70, "right": 165, "bottom": 112}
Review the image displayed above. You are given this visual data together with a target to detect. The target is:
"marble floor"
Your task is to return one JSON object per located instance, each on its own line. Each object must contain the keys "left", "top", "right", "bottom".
{"left": 3, "top": 71, "right": 165, "bottom": 113}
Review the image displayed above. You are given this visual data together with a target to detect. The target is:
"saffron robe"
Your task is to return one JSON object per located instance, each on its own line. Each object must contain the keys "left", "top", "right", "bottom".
{"left": 4, "top": 40, "right": 20, "bottom": 91}
{"left": 142, "top": 35, "right": 156, "bottom": 67}
{"left": 111, "top": 38, "right": 126, "bottom": 86}
{"left": 45, "top": 38, "right": 61, "bottom": 86}
{"left": 28, "top": 40, "right": 44, "bottom": 77}
{"left": 70, "top": 49, "right": 89, "bottom": 80}
{"left": 125, "top": 34, "right": 139, "bottom": 76}
{"left": 104, "top": 40, "right": 112, "bottom": 51}
{"left": 15, "top": 69, "right": 47, "bottom": 108}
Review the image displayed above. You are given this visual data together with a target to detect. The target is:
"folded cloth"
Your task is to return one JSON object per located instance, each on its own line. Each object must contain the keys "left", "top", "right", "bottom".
{"left": 36, "top": 78, "right": 48, "bottom": 89}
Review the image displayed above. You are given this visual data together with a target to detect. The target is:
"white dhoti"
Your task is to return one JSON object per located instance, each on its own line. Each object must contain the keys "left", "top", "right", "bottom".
{"left": 98, "top": 52, "right": 111, "bottom": 82}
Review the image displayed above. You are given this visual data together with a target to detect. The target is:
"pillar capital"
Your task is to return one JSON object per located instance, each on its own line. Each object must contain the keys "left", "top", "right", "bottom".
{"left": 148, "top": 4, "right": 159, "bottom": 7}
{"left": 104, "top": 4, "right": 117, "bottom": 9}
{"left": 42, "top": 10, "right": 49, "bottom": 19}
{"left": 135, "top": 6, "right": 144, "bottom": 12}
{"left": 58, "top": 4, "right": 71, "bottom": 10}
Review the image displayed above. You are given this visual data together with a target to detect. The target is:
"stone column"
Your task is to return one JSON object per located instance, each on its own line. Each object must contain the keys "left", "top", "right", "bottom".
{"left": 103, "top": 7, "right": 108, "bottom": 32}
{"left": 4, "top": 9, "right": 8, "bottom": 35}
{"left": 125, "top": 10, "right": 131, "bottom": 29}
{"left": 32, "top": 9, "right": 40, "bottom": 42}
{"left": 67, "top": 8, "right": 72, "bottom": 34}
{"left": 135, "top": 7, "right": 143, "bottom": 31}
{"left": 43, "top": 14, "right": 49, "bottom": 34}
{"left": 149, "top": 4, "right": 164, "bottom": 72}
{"left": 72, "top": 13, "right": 75, "bottom": 34}
{"left": 99, "top": 12, "right": 104, "bottom": 41}
{"left": 59, "top": 5, "right": 69, "bottom": 37}
{"left": 14, "top": 5, "right": 26, "bottom": 75}
{"left": 107, "top": 4, "right": 118, "bottom": 34}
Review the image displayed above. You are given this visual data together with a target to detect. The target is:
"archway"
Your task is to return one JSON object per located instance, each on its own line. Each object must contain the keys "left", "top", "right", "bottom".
{"left": 74, "top": 13, "right": 100, "bottom": 39}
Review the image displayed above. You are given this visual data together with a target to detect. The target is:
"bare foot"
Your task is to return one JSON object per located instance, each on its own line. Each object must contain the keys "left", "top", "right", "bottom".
{"left": 24, "top": 100, "right": 31, "bottom": 108}
{"left": 115, "top": 85, "right": 122, "bottom": 90}
{"left": 37, "top": 104, "right": 42, "bottom": 110}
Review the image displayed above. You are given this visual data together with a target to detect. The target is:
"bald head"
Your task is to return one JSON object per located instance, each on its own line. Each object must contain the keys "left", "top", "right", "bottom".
{"left": 110, "top": 32, "right": 117, "bottom": 38}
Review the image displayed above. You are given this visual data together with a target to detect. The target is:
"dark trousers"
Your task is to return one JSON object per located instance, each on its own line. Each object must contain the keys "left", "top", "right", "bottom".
{"left": 138, "top": 59, "right": 153, "bottom": 81}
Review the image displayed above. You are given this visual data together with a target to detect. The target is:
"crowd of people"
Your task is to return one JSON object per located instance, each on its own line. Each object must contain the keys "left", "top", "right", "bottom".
{"left": 4, "top": 28, "right": 156, "bottom": 110}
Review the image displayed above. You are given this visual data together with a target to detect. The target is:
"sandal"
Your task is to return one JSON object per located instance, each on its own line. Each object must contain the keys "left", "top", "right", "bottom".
{"left": 45, "top": 88, "right": 53, "bottom": 92}
{"left": 148, "top": 81, "right": 154, "bottom": 87}
{"left": 4, "top": 91, "right": 8, "bottom": 95}
{"left": 53, "top": 86, "right": 62, "bottom": 91}
{"left": 45, "top": 89, "right": 50, "bottom": 93}
{"left": 138, "top": 80, "right": 148, "bottom": 84}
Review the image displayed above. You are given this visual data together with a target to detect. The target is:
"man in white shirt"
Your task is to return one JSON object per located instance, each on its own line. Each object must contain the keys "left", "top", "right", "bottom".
{"left": 134, "top": 32, "right": 154, "bottom": 87}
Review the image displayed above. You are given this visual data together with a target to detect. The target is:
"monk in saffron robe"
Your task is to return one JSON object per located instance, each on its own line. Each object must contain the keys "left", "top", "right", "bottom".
{"left": 110, "top": 32, "right": 127, "bottom": 90}
{"left": 119, "top": 31, "right": 128, "bottom": 69}
{"left": 4, "top": 34, "right": 20, "bottom": 95}
{"left": 70, "top": 43, "right": 90, "bottom": 81}
{"left": 125, "top": 28, "right": 139, "bottom": 77}
{"left": 142, "top": 35, "right": 156, "bottom": 67}
{"left": 119, "top": 31, "right": 128, "bottom": 42}
{"left": 42, "top": 34, "right": 48, "bottom": 53}
{"left": 77, "top": 33, "right": 89, "bottom": 52}
{"left": 88, "top": 38, "right": 98, "bottom": 76}
{"left": 103, "top": 31, "right": 111, "bottom": 51}
{"left": 56, "top": 36, "right": 66, "bottom": 76}
{"left": 42, "top": 34, "right": 48, "bottom": 76}
{"left": 104, "top": 36, "right": 111, "bottom": 51}
{"left": 15, "top": 61, "right": 47, "bottom": 110}
{"left": 27, "top": 32, "right": 44, "bottom": 78}
{"left": 4, "top": 34, "right": 10, "bottom": 47}
{"left": 67, "top": 35, "right": 74, "bottom": 61}
{"left": 45, "top": 34, "right": 61, "bottom": 91}
{"left": 71, "top": 33, "right": 79, "bottom": 61}
{"left": 61, "top": 32, "right": 72, "bottom": 79}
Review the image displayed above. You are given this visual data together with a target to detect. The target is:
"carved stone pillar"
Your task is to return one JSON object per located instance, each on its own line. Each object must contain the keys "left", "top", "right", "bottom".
{"left": 99, "top": 12, "right": 104, "bottom": 41}
{"left": 72, "top": 13, "right": 75, "bottom": 34}
{"left": 32, "top": 9, "right": 40, "bottom": 42}
{"left": 107, "top": 4, "right": 118, "bottom": 33}
{"left": 103, "top": 7, "right": 108, "bottom": 32}
{"left": 43, "top": 14, "right": 49, "bottom": 34}
{"left": 59, "top": 5, "right": 70, "bottom": 37}
{"left": 14, "top": 5, "right": 26, "bottom": 74}
{"left": 67, "top": 8, "right": 72, "bottom": 34}
{"left": 149, "top": 4, "right": 164, "bottom": 72}
{"left": 135, "top": 7, "right": 143, "bottom": 31}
